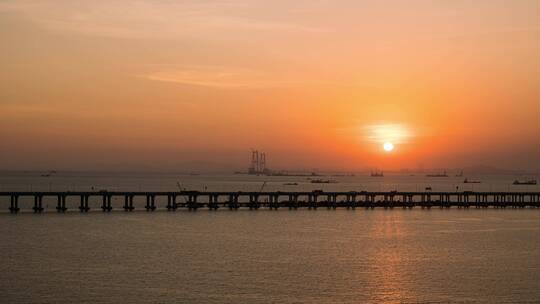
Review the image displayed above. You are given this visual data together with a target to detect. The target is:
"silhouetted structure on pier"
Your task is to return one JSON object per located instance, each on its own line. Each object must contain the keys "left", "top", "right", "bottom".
{"left": 2, "top": 190, "right": 540, "bottom": 213}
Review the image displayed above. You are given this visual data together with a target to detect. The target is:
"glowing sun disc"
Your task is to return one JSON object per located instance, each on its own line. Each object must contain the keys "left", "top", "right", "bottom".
{"left": 383, "top": 142, "right": 394, "bottom": 152}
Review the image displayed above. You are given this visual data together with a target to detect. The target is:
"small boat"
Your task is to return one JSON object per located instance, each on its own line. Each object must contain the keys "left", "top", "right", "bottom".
{"left": 370, "top": 171, "right": 384, "bottom": 177}
{"left": 40, "top": 170, "right": 56, "bottom": 177}
{"left": 426, "top": 171, "right": 448, "bottom": 177}
{"left": 283, "top": 182, "right": 298, "bottom": 186}
{"left": 310, "top": 179, "right": 338, "bottom": 184}
{"left": 513, "top": 179, "right": 537, "bottom": 185}
{"left": 463, "top": 178, "right": 481, "bottom": 184}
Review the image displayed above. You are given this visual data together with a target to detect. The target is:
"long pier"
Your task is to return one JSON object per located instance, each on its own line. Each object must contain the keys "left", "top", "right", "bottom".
{"left": 1, "top": 191, "right": 540, "bottom": 213}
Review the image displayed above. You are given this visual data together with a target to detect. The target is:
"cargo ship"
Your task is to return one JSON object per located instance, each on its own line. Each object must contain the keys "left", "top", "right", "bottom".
{"left": 426, "top": 171, "right": 448, "bottom": 177}
{"left": 513, "top": 179, "right": 537, "bottom": 185}
{"left": 370, "top": 171, "right": 384, "bottom": 177}
{"left": 310, "top": 179, "right": 338, "bottom": 184}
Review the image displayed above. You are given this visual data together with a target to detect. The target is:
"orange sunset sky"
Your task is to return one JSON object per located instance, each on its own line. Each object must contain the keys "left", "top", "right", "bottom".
{"left": 1, "top": 1, "right": 539, "bottom": 172}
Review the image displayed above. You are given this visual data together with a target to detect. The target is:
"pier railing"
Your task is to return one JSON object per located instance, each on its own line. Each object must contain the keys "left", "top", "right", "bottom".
{"left": 1, "top": 191, "right": 540, "bottom": 213}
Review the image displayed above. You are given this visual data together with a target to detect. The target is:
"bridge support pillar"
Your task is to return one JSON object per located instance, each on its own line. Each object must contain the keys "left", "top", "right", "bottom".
{"left": 80, "top": 195, "right": 89, "bottom": 212}
{"left": 248, "top": 194, "right": 260, "bottom": 210}
{"left": 166, "top": 195, "right": 174, "bottom": 211}
{"left": 287, "top": 194, "right": 298, "bottom": 210}
{"left": 325, "top": 195, "right": 337, "bottom": 209}
{"left": 346, "top": 194, "right": 357, "bottom": 209}
{"left": 33, "top": 195, "right": 44, "bottom": 213}
{"left": 145, "top": 195, "right": 156, "bottom": 211}
{"left": 208, "top": 195, "right": 219, "bottom": 210}
{"left": 267, "top": 194, "right": 279, "bottom": 210}
{"left": 56, "top": 195, "right": 67, "bottom": 213}
{"left": 308, "top": 194, "right": 318, "bottom": 210}
{"left": 187, "top": 195, "right": 198, "bottom": 211}
{"left": 464, "top": 195, "right": 470, "bottom": 208}
{"left": 101, "top": 195, "right": 112, "bottom": 212}
{"left": 228, "top": 194, "right": 239, "bottom": 210}
{"left": 124, "top": 195, "right": 134, "bottom": 211}
{"left": 9, "top": 195, "right": 20, "bottom": 214}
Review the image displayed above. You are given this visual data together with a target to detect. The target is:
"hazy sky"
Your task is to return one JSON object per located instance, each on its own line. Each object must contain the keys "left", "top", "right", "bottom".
{"left": 1, "top": 0, "right": 540, "bottom": 172}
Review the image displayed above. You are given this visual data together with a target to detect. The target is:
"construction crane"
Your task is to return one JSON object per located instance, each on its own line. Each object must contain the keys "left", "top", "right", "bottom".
{"left": 259, "top": 181, "right": 267, "bottom": 192}
{"left": 176, "top": 181, "right": 188, "bottom": 205}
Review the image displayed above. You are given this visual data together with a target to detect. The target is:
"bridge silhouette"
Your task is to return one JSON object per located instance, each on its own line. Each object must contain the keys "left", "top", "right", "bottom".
{"left": 2, "top": 190, "right": 540, "bottom": 213}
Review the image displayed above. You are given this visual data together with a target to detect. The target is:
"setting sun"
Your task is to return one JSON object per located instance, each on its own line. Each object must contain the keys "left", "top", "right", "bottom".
{"left": 383, "top": 142, "right": 395, "bottom": 152}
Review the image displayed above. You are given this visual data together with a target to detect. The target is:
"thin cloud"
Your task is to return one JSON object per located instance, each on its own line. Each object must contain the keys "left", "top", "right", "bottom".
{"left": 0, "top": 1, "right": 329, "bottom": 39}
{"left": 138, "top": 66, "right": 326, "bottom": 89}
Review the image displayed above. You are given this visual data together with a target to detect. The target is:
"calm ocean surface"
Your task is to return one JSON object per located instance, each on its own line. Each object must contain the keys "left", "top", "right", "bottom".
{"left": 1, "top": 172, "right": 540, "bottom": 303}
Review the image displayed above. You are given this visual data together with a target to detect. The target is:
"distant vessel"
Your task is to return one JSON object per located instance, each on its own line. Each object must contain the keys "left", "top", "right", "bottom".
{"left": 513, "top": 179, "right": 537, "bottom": 185}
{"left": 40, "top": 170, "right": 57, "bottom": 177}
{"left": 456, "top": 170, "right": 464, "bottom": 177}
{"left": 331, "top": 173, "right": 355, "bottom": 177}
{"left": 463, "top": 178, "right": 481, "bottom": 184}
{"left": 270, "top": 171, "right": 319, "bottom": 177}
{"left": 426, "top": 171, "right": 448, "bottom": 177}
{"left": 370, "top": 171, "right": 384, "bottom": 177}
{"left": 310, "top": 179, "right": 337, "bottom": 184}
{"left": 283, "top": 182, "right": 298, "bottom": 186}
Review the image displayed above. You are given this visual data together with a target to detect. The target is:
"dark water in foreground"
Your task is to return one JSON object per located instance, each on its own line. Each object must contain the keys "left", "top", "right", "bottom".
{"left": 2, "top": 209, "right": 540, "bottom": 303}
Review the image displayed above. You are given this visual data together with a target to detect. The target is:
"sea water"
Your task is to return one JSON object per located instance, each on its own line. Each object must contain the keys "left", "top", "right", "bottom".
{"left": 1, "top": 171, "right": 540, "bottom": 303}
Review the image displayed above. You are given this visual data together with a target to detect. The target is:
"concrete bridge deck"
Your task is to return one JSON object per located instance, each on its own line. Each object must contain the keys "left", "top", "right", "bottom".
{"left": 1, "top": 191, "right": 540, "bottom": 213}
